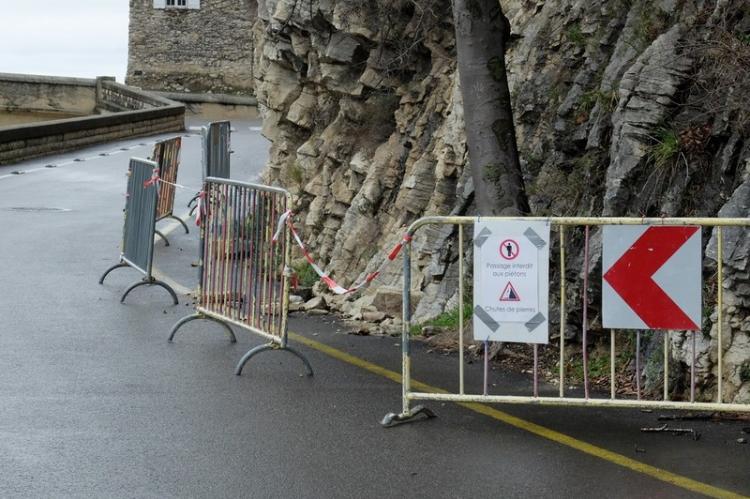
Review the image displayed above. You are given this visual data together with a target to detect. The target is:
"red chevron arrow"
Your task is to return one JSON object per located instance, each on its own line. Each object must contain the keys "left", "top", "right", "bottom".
{"left": 603, "top": 226, "right": 700, "bottom": 330}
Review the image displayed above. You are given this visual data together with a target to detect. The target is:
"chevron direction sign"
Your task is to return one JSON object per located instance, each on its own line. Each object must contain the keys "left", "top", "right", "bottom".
{"left": 473, "top": 220, "right": 550, "bottom": 344}
{"left": 602, "top": 225, "right": 701, "bottom": 331}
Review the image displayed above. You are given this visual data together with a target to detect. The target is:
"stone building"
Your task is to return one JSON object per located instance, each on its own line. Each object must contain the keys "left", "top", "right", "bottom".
{"left": 127, "top": 0, "right": 256, "bottom": 95}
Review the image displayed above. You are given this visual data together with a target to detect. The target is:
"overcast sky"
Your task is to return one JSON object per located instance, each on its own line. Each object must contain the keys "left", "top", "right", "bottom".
{"left": 0, "top": 1, "right": 128, "bottom": 81}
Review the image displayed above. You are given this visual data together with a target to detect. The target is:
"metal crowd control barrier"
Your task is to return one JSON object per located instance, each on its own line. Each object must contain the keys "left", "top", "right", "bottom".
{"left": 169, "top": 177, "right": 313, "bottom": 377}
{"left": 152, "top": 136, "right": 189, "bottom": 246}
{"left": 188, "top": 121, "right": 231, "bottom": 215}
{"left": 382, "top": 216, "right": 750, "bottom": 427}
{"left": 99, "top": 158, "right": 179, "bottom": 304}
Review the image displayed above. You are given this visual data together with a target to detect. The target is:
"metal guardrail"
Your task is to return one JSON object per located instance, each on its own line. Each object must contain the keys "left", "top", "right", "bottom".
{"left": 152, "top": 136, "right": 189, "bottom": 245}
{"left": 188, "top": 121, "right": 231, "bottom": 215}
{"left": 169, "top": 177, "right": 313, "bottom": 377}
{"left": 202, "top": 120, "right": 231, "bottom": 179}
{"left": 98, "top": 158, "right": 178, "bottom": 304}
{"left": 383, "top": 216, "right": 750, "bottom": 427}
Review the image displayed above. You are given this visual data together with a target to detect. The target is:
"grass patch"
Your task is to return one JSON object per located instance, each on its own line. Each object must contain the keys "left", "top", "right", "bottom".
{"left": 647, "top": 128, "right": 680, "bottom": 169}
{"left": 565, "top": 23, "right": 586, "bottom": 48}
{"left": 575, "top": 89, "right": 619, "bottom": 123}
{"left": 288, "top": 164, "right": 305, "bottom": 188}
{"left": 291, "top": 260, "right": 319, "bottom": 287}
{"left": 566, "top": 334, "right": 636, "bottom": 384}
{"left": 410, "top": 302, "right": 473, "bottom": 336}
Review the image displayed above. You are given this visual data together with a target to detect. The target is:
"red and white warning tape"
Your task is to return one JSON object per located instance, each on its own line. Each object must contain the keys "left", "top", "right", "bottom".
{"left": 273, "top": 209, "right": 410, "bottom": 295}
{"left": 141, "top": 177, "right": 405, "bottom": 293}
{"left": 139, "top": 168, "right": 205, "bottom": 226}
{"left": 143, "top": 167, "right": 160, "bottom": 187}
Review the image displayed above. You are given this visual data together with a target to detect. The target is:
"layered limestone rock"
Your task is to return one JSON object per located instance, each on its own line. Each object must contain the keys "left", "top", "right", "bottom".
{"left": 253, "top": 0, "right": 750, "bottom": 402}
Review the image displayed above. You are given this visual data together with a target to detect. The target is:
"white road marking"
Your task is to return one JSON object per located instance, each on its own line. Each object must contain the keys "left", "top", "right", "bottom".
{"left": 151, "top": 267, "right": 194, "bottom": 296}
{"left": 155, "top": 211, "right": 194, "bottom": 239}
{"left": 0, "top": 134, "right": 197, "bottom": 181}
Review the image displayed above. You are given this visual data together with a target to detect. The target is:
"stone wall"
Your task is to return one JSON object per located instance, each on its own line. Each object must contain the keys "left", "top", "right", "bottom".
{"left": 0, "top": 73, "right": 97, "bottom": 115}
{"left": 0, "top": 76, "right": 185, "bottom": 165}
{"left": 253, "top": 0, "right": 750, "bottom": 402}
{"left": 127, "top": 0, "right": 257, "bottom": 95}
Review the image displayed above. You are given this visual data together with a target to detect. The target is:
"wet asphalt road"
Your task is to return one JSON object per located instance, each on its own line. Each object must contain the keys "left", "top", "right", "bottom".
{"left": 0, "top": 118, "right": 748, "bottom": 498}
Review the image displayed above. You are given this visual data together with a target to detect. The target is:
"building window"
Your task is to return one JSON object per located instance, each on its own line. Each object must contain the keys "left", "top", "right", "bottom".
{"left": 153, "top": 0, "right": 200, "bottom": 9}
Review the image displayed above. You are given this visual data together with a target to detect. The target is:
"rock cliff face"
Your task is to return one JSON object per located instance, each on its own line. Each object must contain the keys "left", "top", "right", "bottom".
{"left": 253, "top": 0, "right": 750, "bottom": 402}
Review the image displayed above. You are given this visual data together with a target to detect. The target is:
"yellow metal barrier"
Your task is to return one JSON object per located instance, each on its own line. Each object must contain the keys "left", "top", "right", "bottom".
{"left": 382, "top": 216, "right": 750, "bottom": 426}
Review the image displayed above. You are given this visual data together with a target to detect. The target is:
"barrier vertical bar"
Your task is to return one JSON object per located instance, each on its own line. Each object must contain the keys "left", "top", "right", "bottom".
{"left": 280, "top": 191, "right": 292, "bottom": 346}
{"left": 382, "top": 234, "right": 435, "bottom": 426}
{"left": 533, "top": 344, "right": 539, "bottom": 398}
{"left": 261, "top": 192, "right": 270, "bottom": 334}
{"left": 458, "top": 224, "right": 465, "bottom": 395}
{"left": 610, "top": 330, "right": 616, "bottom": 399}
{"left": 559, "top": 227, "right": 566, "bottom": 398}
{"left": 583, "top": 226, "right": 590, "bottom": 399}
{"left": 717, "top": 226, "right": 723, "bottom": 404}
{"left": 664, "top": 331, "right": 669, "bottom": 400}
{"left": 222, "top": 183, "right": 231, "bottom": 317}
{"left": 636, "top": 331, "right": 641, "bottom": 400}
{"left": 691, "top": 331, "right": 696, "bottom": 403}
{"left": 402, "top": 238, "right": 412, "bottom": 416}
{"left": 238, "top": 185, "right": 246, "bottom": 322}
{"left": 482, "top": 339, "right": 490, "bottom": 396}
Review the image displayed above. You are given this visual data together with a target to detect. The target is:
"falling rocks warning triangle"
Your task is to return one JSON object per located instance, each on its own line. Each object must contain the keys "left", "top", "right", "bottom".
{"left": 500, "top": 282, "right": 521, "bottom": 302}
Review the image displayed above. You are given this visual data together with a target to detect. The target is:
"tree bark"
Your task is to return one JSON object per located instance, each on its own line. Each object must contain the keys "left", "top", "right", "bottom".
{"left": 453, "top": 0, "right": 529, "bottom": 215}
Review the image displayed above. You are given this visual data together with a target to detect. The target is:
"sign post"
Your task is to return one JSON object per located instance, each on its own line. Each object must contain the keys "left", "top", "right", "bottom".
{"left": 473, "top": 220, "right": 550, "bottom": 344}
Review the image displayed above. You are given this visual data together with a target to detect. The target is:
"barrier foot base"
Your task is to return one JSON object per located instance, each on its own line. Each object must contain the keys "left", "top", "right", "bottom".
{"left": 168, "top": 215, "right": 190, "bottom": 234}
{"left": 99, "top": 262, "right": 129, "bottom": 284}
{"left": 187, "top": 193, "right": 199, "bottom": 209}
{"left": 168, "top": 313, "right": 236, "bottom": 343}
{"left": 121, "top": 278, "right": 179, "bottom": 305}
{"left": 381, "top": 406, "right": 436, "bottom": 428}
{"left": 235, "top": 343, "right": 314, "bottom": 377}
{"left": 155, "top": 230, "right": 170, "bottom": 247}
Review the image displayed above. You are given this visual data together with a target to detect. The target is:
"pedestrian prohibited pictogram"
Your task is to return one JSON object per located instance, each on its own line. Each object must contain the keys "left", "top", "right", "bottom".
{"left": 473, "top": 220, "right": 550, "bottom": 344}
{"left": 602, "top": 225, "right": 701, "bottom": 330}
{"left": 500, "top": 282, "right": 521, "bottom": 302}
{"left": 499, "top": 239, "right": 520, "bottom": 260}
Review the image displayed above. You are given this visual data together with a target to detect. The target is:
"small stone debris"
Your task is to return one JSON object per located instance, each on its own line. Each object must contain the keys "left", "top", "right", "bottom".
{"left": 737, "top": 438, "right": 747, "bottom": 444}
{"left": 657, "top": 413, "right": 711, "bottom": 422}
{"left": 361, "top": 311, "right": 386, "bottom": 322}
{"left": 303, "top": 296, "right": 327, "bottom": 311}
{"left": 307, "top": 309, "right": 329, "bottom": 316}
{"left": 640, "top": 424, "right": 700, "bottom": 441}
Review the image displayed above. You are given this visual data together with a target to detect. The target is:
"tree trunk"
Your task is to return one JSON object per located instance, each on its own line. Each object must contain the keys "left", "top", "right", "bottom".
{"left": 453, "top": 0, "right": 529, "bottom": 216}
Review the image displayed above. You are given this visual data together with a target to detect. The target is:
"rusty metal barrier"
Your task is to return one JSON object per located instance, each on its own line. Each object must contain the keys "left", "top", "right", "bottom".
{"left": 168, "top": 177, "right": 313, "bottom": 377}
{"left": 99, "top": 158, "right": 179, "bottom": 304}
{"left": 188, "top": 121, "right": 231, "bottom": 215}
{"left": 152, "top": 136, "right": 189, "bottom": 246}
{"left": 382, "top": 216, "right": 750, "bottom": 427}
